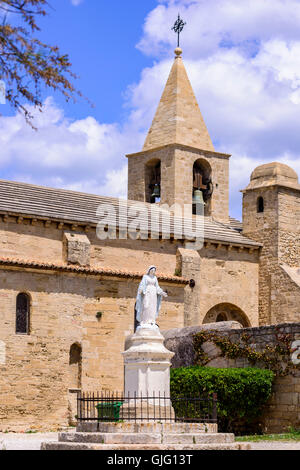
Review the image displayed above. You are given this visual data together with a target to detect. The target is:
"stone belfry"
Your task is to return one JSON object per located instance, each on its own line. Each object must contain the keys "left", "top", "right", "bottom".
{"left": 127, "top": 46, "right": 230, "bottom": 223}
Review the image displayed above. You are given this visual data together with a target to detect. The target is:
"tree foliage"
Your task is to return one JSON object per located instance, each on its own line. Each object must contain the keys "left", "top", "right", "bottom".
{"left": 0, "top": 0, "right": 80, "bottom": 126}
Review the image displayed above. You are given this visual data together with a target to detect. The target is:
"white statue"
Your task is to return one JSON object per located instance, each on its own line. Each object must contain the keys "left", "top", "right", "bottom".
{"left": 135, "top": 266, "right": 168, "bottom": 329}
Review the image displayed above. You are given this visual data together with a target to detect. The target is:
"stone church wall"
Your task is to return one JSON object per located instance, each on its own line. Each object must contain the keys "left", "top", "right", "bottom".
{"left": 163, "top": 322, "right": 300, "bottom": 433}
{"left": 175, "top": 244, "right": 259, "bottom": 328}
{"left": 198, "top": 245, "right": 259, "bottom": 327}
{"left": 0, "top": 219, "right": 183, "bottom": 276}
{"left": 0, "top": 208, "right": 260, "bottom": 431}
{"left": 243, "top": 186, "right": 300, "bottom": 325}
{"left": 0, "top": 217, "right": 260, "bottom": 328}
{"left": 127, "top": 144, "right": 230, "bottom": 223}
{"left": 268, "top": 265, "right": 300, "bottom": 324}
{"left": 0, "top": 269, "right": 184, "bottom": 431}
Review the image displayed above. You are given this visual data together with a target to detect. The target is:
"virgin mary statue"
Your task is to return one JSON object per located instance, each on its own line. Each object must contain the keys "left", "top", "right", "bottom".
{"left": 135, "top": 266, "right": 168, "bottom": 328}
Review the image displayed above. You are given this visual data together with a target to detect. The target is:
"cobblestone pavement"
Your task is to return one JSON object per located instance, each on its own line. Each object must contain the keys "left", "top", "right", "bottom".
{"left": 1, "top": 433, "right": 300, "bottom": 450}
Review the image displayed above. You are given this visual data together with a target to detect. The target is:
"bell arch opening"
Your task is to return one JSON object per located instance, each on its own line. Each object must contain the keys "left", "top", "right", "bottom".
{"left": 202, "top": 303, "right": 251, "bottom": 328}
{"left": 193, "top": 159, "right": 213, "bottom": 216}
{"left": 145, "top": 159, "right": 161, "bottom": 204}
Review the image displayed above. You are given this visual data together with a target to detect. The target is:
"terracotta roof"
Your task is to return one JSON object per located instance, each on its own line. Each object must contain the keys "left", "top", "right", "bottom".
{"left": 0, "top": 257, "right": 188, "bottom": 284}
{"left": 0, "top": 179, "right": 260, "bottom": 248}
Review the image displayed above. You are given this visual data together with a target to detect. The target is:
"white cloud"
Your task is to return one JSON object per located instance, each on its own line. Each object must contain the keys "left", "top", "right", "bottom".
{"left": 0, "top": 97, "right": 142, "bottom": 199}
{"left": 138, "top": 0, "right": 300, "bottom": 58}
{"left": 134, "top": 0, "right": 300, "bottom": 218}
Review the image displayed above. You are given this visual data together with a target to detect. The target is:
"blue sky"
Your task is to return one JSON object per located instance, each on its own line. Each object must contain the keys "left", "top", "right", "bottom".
{"left": 3, "top": 0, "right": 158, "bottom": 123}
{"left": 39, "top": 0, "right": 160, "bottom": 124}
{"left": 1, "top": 0, "right": 300, "bottom": 220}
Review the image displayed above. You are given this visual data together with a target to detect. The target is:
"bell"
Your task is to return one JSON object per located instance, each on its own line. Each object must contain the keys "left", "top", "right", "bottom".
{"left": 151, "top": 184, "right": 160, "bottom": 199}
{"left": 193, "top": 189, "right": 205, "bottom": 205}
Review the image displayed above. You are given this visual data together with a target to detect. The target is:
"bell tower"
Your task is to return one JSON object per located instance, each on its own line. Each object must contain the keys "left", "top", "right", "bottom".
{"left": 127, "top": 47, "right": 230, "bottom": 223}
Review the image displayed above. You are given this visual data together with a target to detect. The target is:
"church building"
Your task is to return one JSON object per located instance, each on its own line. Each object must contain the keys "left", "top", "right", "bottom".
{"left": 0, "top": 46, "right": 300, "bottom": 430}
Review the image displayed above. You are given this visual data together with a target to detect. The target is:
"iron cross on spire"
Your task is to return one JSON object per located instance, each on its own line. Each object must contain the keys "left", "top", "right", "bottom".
{"left": 172, "top": 14, "right": 186, "bottom": 48}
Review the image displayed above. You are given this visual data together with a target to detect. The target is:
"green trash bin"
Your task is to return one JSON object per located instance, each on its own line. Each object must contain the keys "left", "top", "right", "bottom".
{"left": 96, "top": 401, "right": 123, "bottom": 421}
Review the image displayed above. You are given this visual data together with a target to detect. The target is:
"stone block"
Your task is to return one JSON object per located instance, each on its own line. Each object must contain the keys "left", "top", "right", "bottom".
{"left": 63, "top": 232, "right": 90, "bottom": 266}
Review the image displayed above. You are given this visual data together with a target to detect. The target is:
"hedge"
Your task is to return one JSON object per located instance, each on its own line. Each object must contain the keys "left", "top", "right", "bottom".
{"left": 170, "top": 367, "right": 274, "bottom": 434}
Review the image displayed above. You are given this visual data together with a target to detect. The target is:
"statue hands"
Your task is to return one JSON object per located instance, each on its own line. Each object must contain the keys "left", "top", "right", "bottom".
{"left": 162, "top": 291, "right": 168, "bottom": 298}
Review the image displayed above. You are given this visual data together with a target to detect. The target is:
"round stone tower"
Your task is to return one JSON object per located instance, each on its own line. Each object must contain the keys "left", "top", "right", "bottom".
{"left": 242, "top": 161, "right": 300, "bottom": 325}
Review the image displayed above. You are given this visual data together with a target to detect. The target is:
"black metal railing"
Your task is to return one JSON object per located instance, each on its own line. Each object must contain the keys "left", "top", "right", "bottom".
{"left": 77, "top": 391, "right": 217, "bottom": 423}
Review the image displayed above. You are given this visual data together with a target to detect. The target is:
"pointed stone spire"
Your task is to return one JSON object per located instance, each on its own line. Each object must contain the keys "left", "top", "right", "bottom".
{"left": 143, "top": 48, "right": 214, "bottom": 152}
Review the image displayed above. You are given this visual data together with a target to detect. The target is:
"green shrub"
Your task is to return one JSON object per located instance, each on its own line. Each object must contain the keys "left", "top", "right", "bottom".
{"left": 170, "top": 367, "right": 274, "bottom": 434}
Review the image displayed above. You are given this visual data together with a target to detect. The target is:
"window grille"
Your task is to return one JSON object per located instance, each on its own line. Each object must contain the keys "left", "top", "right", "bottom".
{"left": 16, "top": 293, "right": 30, "bottom": 334}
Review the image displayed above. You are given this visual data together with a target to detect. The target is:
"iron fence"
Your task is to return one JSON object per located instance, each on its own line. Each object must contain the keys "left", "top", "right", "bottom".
{"left": 77, "top": 391, "right": 217, "bottom": 423}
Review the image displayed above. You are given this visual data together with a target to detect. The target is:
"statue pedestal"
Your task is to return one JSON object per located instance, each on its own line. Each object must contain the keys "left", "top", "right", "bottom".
{"left": 121, "top": 326, "right": 175, "bottom": 421}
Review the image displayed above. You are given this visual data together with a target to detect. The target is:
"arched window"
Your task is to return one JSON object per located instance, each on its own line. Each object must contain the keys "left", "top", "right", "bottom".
{"left": 16, "top": 293, "right": 30, "bottom": 334}
{"left": 257, "top": 196, "right": 264, "bottom": 213}
{"left": 203, "top": 303, "right": 251, "bottom": 328}
{"left": 69, "top": 343, "right": 82, "bottom": 389}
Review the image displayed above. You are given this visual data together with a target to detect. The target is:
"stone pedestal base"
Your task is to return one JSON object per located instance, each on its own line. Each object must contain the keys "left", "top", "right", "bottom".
{"left": 41, "top": 422, "right": 251, "bottom": 450}
{"left": 122, "top": 326, "right": 175, "bottom": 421}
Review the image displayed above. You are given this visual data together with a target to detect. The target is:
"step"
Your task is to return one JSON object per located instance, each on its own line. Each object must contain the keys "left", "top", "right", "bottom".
{"left": 41, "top": 441, "right": 251, "bottom": 451}
{"left": 58, "top": 432, "right": 235, "bottom": 445}
{"left": 59, "top": 432, "right": 161, "bottom": 445}
{"left": 162, "top": 433, "right": 235, "bottom": 445}
{"left": 76, "top": 422, "right": 217, "bottom": 434}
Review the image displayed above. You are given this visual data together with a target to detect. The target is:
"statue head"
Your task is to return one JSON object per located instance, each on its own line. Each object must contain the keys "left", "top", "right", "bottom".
{"left": 147, "top": 265, "right": 156, "bottom": 277}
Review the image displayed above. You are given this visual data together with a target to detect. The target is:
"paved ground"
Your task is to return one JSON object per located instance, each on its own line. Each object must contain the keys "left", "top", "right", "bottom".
{"left": 0, "top": 433, "right": 59, "bottom": 450}
{"left": 245, "top": 441, "right": 300, "bottom": 450}
{"left": 1, "top": 433, "right": 300, "bottom": 450}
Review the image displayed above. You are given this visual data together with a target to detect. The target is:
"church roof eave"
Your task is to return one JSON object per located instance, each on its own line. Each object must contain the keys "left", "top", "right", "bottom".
{"left": 0, "top": 179, "right": 260, "bottom": 249}
{"left": 126, "top": 143, "right": 231, "bottom": 160}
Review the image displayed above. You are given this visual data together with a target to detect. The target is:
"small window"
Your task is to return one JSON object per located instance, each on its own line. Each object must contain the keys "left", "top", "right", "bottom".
{"left": 16, "top": 293, "right": 30, "bottom": 334}
{"left": 69, "top": 343, "right": 82, "bottom": 389}
{"left": 257, "top": 196, "right": 264, "bottom": 213}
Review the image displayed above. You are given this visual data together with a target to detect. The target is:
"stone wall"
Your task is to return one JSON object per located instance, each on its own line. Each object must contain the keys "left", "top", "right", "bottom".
{"left": 163, "top": 322, "right": 300, "bottom": 433}
{"left": 243, "top": 185, "right": 300, "bottom": 325}
{"left": 127, "top": 144, "right": 230, "bottom": 223}
{"left": 0, "top": 217, "right": 259, "bottom": 329}
{"left": 0, "top": 218, "right": 183, "bottom": 276}
{"left": 0, "top": 205, "right": 260, "bottom": 431}
{"left": 198, "top": 245, "right": 259, "bottom": 327}
{"left": 0, "top": 268, "right": 184, "bottom": 431}
{"left": 243, "top": 186, "right": 278, "bottom": 325}
{"left": 278, "top": 188, "right": 300, "bottom": 267}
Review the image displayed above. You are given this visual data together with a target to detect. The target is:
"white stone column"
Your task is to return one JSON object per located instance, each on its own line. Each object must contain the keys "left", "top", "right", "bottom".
{"left": 122, "top": 326, "right": 175, "bottom": 419}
